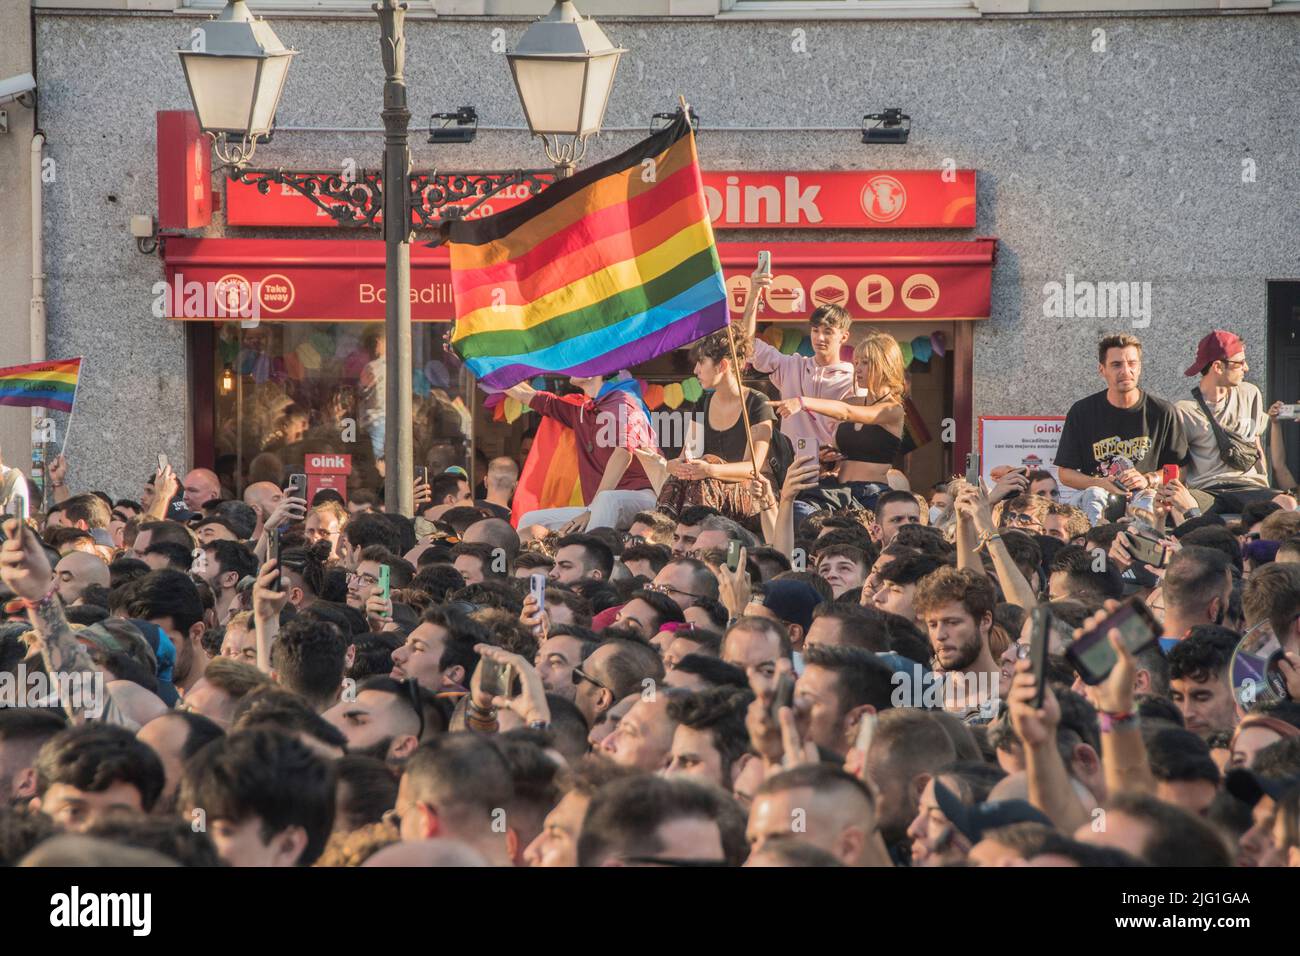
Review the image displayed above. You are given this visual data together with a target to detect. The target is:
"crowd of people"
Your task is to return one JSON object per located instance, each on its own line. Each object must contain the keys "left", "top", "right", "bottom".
{"left": 2, "top": 266, "right": 1300, "bottom": 869}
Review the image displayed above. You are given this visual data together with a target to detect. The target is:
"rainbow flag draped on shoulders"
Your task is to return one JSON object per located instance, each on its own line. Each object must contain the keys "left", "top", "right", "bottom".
{"left": 442, "top": 110, "right": 728, "bottom": 390}
{"left": 0, "top": 358, "right": 81, "bottom": 413}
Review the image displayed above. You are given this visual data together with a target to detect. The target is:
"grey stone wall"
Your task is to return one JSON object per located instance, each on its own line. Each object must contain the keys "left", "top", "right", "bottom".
{"left": 35, "top": 10, "right": 1300, "bottom": 496}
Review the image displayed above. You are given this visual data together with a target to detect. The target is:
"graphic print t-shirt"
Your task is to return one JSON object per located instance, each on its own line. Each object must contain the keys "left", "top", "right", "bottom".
{"left": 1053, "top": 390, "right": 1188, "bottom": 479}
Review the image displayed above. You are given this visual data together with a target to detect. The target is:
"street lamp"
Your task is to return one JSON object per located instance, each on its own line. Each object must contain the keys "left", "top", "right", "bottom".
{"left": 507, "top": 1, "right": 625, "bottom": 173}
{"left": 175, "top": 0, "right": 621, "bottom": 516}
{"left": 177, "top": 0, "right": 295, "bottom": 168}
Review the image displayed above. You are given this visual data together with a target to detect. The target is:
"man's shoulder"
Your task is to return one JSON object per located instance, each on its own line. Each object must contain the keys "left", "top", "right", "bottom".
{"left": 1065, "top": 390, "right": 1107, "bottom": 416}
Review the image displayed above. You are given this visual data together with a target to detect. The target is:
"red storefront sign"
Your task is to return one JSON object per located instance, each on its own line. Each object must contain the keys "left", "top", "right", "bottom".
{"left": 224, "top": 169, "right": 976, "bottom": 230}
{"left": 162, "top": 237, "right": 996, "bottom": 323}
{"left": 305, "top": 452, "right": 351, "bottom": 504}
{"left": 157, "top": 111, "right": 212, "bottom": 230}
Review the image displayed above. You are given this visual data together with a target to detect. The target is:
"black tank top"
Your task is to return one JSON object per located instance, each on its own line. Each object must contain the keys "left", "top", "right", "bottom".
{"left": 835, "top": 420, "right": 903, "bottom": 465}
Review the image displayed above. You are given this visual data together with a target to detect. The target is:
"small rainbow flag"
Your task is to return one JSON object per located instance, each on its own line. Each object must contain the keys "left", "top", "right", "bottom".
{"left": 0, "top": 358, "right": 81, "bottom": 413}
{"left": 442, "top": 110, "right": 728, "bottom": 390}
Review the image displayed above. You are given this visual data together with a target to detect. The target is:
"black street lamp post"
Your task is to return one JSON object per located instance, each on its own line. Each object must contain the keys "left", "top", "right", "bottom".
{"left": 177, "top": 0, "right": 623, "bottom": 515}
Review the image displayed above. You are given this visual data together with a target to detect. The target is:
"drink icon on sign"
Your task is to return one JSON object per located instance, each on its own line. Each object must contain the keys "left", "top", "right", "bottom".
{"left": 855, "top": 274, "right": 895, "bottom": 313}
{"left": 726, "top": 275, "right": 752, "bottom": 313}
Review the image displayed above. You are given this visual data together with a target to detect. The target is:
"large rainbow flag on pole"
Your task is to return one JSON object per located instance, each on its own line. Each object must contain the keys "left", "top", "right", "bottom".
{"left": 442, "top": 109, "right": 729, "bottom": 390}
{"left": 0, "top": 358, "right": 82, "bottom": 413}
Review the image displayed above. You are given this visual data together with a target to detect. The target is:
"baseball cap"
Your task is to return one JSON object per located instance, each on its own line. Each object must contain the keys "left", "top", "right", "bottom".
{"left": 1184, "top": 330, "right": 1245, "bottom": 377}
{"left": 933, "top": 780, "right": 1053, "bottom": 844}
{"left": 755, "top": 580, "right": 822, "bottom": 635}
{"left": 1224, "top": 768, "right": 1300, "bottom": 807}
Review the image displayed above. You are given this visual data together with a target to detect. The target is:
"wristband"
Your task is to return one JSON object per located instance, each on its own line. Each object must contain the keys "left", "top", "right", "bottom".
{"left": 1099, "top": 711, "right": 1139, "bottom": 733}
{"left": 528, "top": 720, "right": 550, "bottom": 731}
{"left": 1184, "top": 507, "right": 1202, "bottom": 518}
{"left": 22, "top": 583, "right": 59, "bottom": 611}
{"left": 977, "top": 531, "right": 1002, "bottom": 552}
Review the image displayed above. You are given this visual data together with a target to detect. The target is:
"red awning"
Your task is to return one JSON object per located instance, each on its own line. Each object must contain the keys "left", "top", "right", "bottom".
{"left": 161, "top": 237, "right": 996, "bottom": 323}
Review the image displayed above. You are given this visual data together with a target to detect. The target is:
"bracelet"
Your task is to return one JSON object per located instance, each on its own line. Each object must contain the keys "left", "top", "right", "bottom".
{"left": 528, "top": 720, "right": 550, "bottom": 731}
{"left": 977, "top": 531, "right": 1002, "bottom": 551}
{"left": 1099, "top": 711, "right": 1139, "bottom": 733}
{"left": 1184, "top": 507, "right": 1202, "bottom": 518}
{"left": 21, "top": 583, "right": 59, "bottom": 611}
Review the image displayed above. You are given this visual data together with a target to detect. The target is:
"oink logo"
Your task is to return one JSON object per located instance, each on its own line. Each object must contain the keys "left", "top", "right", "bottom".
{"left": 860, "top": 175, "right": 907, "bottom": 224}
{"left": 50, "top": 886, "right": 152, "bottom": 936}
{"left": 1042, "top": 274, "right": 1152, "bottom": 328}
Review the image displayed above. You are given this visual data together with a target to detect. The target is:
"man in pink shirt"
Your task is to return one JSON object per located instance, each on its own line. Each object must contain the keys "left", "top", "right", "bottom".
{"left": 740, "top": 264, "right": 864, "bottom": 452}
{"left": 506, "top": 374, "right": 660, "bottom": 533}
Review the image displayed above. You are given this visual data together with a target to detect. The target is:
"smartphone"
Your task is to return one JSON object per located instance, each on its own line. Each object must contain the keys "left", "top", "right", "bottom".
{"left": 1123, "top": 529, "right": 1169, "bottom": 568}
{"left": 418, "top": 466, "right": 429, "bottom": 486}
{"left": 479, "top": 658, "right": 514, "bottom": 700}
{"left": 377, "top": 565, "right": 391, "bottom": 617}
{"left": 1066, "top": 597, "right": 1160, "bottom": 685}
{"left": 770, "top": 671, "right": 795, "bottom": 725}
{"left": 1278, "top": 404, "right": 1300, "bottom": 421}
{"left": 1028, "top": 606, "right": 1051, "bottom": 709}
{"left": 1161, "top": 464, "right": 1179, "bottom": 485}
{"left": 757, "top": 250, "right": 772, "bottom": 275}
{"left": 267, "top": 527, "right": 282, "bottom": 592}
{"left": 965, "top": 452, "right": 981, "bottom": 487}
{"left": 287, "top": 473, "right": 307, "bottom": 501}
{"left": 157, "top": 452, "right": 168, "bottom": 473}
{"left": 529, "top": 573, "right": 547, "bottom": 615}
{"left": 726, "top": 540, "right": 742, "bottom": 573}
{"left": 5, "top": 494, "right": 27, "bottom": 522}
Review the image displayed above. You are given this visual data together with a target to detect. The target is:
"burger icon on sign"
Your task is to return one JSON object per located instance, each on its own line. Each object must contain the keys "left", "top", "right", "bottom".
{"left": 860, "top": 175, "right": 907, "bottom": 224}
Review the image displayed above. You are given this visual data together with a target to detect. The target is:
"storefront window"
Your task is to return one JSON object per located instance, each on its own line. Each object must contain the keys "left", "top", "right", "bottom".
{"left": 212, "top": 322, "right": 473, "bottom": 497}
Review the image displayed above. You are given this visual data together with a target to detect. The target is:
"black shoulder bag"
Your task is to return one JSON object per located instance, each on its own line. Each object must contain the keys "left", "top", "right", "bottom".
{"left": 1190, "top": 388, "right": 1260, "bottom": 473}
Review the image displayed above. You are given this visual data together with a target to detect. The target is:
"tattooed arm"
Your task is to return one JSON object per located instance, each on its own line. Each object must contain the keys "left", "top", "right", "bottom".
{"left": 0, "top": 519, "right": 99, "bottom": 724}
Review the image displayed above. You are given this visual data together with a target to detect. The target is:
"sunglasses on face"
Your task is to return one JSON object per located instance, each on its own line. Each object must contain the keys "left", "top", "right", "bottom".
{"left": 571, "top": 665, "right": 612, "bottom": 693}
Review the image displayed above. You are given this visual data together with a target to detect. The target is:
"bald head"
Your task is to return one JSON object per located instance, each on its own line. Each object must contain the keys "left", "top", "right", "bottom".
{"left": 242, "top": 481, "right": 283, "bottom": 523}
{"left": 54, "top": 551, "right": 110, "bottom": 604}
{"left": 461, "top": 518, "right": 520, "bottom": 561}
{"left": 183, "top": 469, "right": 222, "bottom": 512}
{"left": 361, "top": 839, "right": 487, "bottom": 867}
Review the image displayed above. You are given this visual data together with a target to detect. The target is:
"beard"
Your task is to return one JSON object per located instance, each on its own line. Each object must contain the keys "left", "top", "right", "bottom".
{"left": 937, "top": 632, "right": 982, "bottom": 673}
{"left": 350, "top": 737, "right": 395, "bottom": 763}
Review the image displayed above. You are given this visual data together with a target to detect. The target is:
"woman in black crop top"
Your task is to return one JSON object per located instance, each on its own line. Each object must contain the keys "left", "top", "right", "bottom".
{"left": 770, "top": 331, "right": 908, "bottom": 511}
{"left": 656, "top": 331, "right": 776, "bottom": 527}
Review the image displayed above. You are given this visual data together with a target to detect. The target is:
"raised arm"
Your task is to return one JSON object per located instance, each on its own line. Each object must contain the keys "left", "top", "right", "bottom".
{"left": 772, "top": 454, "right": 820, "bottom": 559}
{"left": 1008, "top": 663, "right": 1091, "bottom": 833}
{"left": 0, "top": 520, "right": 99, "bottom": 724}
{"left": 955, "top": 484, "right": 1038, "bottom": 610}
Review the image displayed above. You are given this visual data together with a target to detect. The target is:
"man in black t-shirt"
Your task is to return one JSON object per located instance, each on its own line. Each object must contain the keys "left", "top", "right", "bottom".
{"left": 1054, "top": 334, "right": 1189, "bottom": 524}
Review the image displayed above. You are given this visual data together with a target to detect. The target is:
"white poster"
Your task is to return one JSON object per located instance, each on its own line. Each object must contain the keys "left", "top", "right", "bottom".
{"left": 978, "top": 416, "right": 1079, "bottom": 504}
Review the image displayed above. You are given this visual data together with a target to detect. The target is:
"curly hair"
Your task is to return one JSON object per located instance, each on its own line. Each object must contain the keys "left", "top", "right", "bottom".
{"left": 912, "top": 566, "right": 996, "bottom": 624}
{"left": 689, "top": 329, "right": 753, "bottom": 367}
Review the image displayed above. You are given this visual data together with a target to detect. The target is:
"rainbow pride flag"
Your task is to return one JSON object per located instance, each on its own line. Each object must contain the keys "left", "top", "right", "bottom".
{"left": 443, "top": 111, "right": 728, "bottom": 390}
{"left": 0, "top": 358, "right": 81, "bottom": 413}
{"left": 510, "top": 394, "right": 585, "bottom": 527}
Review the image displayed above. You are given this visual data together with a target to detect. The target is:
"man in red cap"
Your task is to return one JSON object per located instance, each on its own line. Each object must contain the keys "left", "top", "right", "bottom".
{"left": 1170, "top": 330, "right": 1291, "bottom": 514}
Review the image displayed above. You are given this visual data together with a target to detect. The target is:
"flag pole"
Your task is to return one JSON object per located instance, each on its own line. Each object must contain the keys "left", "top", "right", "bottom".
{"left": 60, "top": 360, "right": 82, "bottom": 459}
{"left": 677, "top": 92, "right": 763, "bottom": 494}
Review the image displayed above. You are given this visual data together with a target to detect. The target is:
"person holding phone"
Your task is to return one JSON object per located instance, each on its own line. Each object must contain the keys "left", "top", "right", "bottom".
{"left": 738, "top": 257, "right": 866, "bottom": 457}
{"left": 769, "top": 331, "right": 907, "bottom": 515}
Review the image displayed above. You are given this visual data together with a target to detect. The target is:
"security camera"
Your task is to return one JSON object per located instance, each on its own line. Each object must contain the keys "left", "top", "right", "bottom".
{"left": 0, "top": 73, "right": 36, "bottom": 108}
